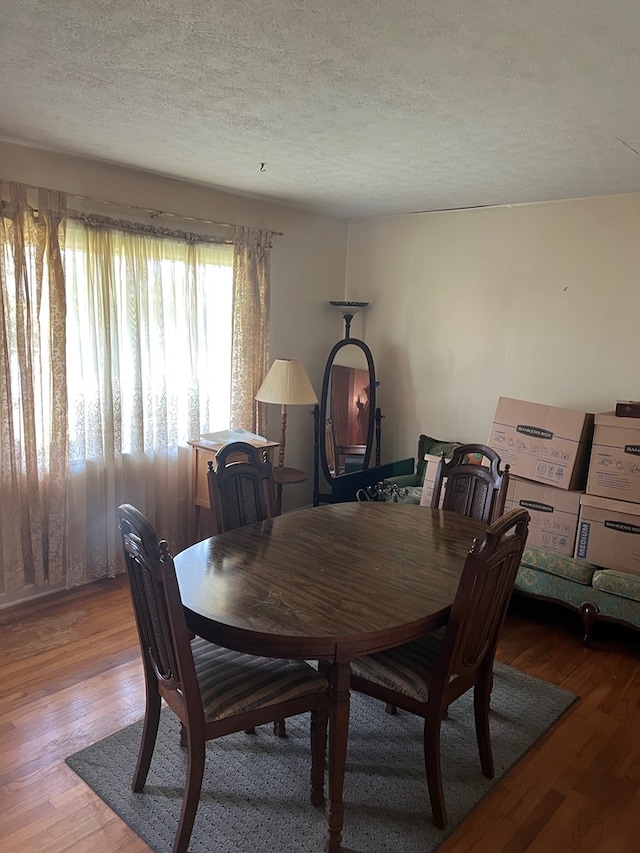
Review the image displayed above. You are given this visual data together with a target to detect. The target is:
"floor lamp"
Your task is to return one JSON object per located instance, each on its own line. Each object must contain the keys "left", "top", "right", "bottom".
{"left": 255, "top": 358, "right": 318, "bottom": 512}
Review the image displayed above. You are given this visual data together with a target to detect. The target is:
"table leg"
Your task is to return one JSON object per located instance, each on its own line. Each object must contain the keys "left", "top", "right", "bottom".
{"left": 191, "top": 505, "right": 201, "bottom": 544}
{"left": 324, "top": 658, "right": 352, "bottom": 853}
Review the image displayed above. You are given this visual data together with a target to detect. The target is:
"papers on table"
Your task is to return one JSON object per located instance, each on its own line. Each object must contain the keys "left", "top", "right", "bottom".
{"left": 200, "top": 429, "right": 268, "bottom": 444}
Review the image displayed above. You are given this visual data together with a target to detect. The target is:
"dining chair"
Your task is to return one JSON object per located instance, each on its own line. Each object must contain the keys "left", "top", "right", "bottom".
{"left": 350, "top": 507, "right": 529, "bottom": 830}
{"left": 117, "top": 504, "right": 328, "bottom": 853}
{"left": 207, "top": 441, "right": 287, "bottom": 735}
{"left": 431, "top": 442, "right": 510, "bottom": 523}
{"left": 207, "top": 440, "right": 277, "bottom": 534}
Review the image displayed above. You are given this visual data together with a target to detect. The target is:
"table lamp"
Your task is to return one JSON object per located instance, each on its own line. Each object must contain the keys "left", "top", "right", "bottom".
{"left": 255, "top": 358, "right": 318, "bottom": 469}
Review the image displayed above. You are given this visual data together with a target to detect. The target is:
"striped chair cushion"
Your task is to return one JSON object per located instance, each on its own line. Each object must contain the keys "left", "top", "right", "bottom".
{"left": 350, "top": 628, "right": 445, "bottom": 703}
{"left": 191, "top": 639, "right": 327, "bottom": 722}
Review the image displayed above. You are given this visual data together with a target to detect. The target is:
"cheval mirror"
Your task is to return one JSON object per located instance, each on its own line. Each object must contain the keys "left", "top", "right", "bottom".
{"left": 313, "top": 302, "right": 412, "bottom": 505}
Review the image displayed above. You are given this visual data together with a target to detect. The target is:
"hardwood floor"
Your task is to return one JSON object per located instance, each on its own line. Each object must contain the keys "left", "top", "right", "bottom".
{"left": 1, "top": 578, "right": 639, "bottom": 852}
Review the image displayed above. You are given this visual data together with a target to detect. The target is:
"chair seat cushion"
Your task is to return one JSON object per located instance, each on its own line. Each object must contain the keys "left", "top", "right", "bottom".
{"left": 191, "top": 639, "right": 327, "bottom": 722}
{"left": 520, "top": 545, "right": 596, "bottom": 586}
{"left": 350, "top": 628, "right": 445, "bottom": 703}
{"left": 592, "top": 570, "right": 640, "bottom": 603}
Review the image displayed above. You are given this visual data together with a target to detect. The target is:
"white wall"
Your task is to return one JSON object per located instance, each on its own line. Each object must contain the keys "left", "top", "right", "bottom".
{"left": 0, "top": 141, "right": 348, "bottom": 508}
{"left": 346, "top": 195, "right": 640, "bottom": 465}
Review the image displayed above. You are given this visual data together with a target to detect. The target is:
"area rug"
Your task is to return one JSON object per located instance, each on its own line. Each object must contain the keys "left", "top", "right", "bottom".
{"left": 66, "top": 662, "right": 576, "bottom": 853}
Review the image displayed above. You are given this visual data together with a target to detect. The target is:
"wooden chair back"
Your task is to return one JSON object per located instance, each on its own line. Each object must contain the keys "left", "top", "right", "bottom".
{"left": 207, "top": 441, "right": 276, "bottom": 534}
{"left": 117, "top": 504, "right": 201, "bottom": 725}
{"left": 431, "top": 442, "right": 509, "bottom": 523}
{"left": 431, "top": 507, "right": 529, "bottom": 703}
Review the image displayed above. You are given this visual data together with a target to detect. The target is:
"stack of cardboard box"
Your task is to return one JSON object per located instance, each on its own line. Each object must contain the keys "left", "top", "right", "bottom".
{"left": 575, "top": 411, "right": 640, "bottom": 575}
{"left": 487, "top": 397, "right": 594, "bottom": 556}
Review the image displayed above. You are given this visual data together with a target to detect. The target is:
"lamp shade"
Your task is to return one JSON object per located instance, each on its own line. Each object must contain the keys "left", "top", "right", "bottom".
{"left": 255, "top": 359, "right": 318, "bottom": 406}
{"left": 329, "top": 300, "right": 369, "bottom": 315}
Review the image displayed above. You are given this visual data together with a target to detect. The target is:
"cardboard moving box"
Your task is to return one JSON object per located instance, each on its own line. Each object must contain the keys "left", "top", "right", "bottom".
{"left": 586, "top": 412, "right": 640, "bottom": 504}
{"left": 488, "top": 397, "right": 594, "bottom": 491}
{"left": 575, "top": 494, "right": 640, "bottom": 576}
{"left": 505, "top": 477, "right": 582, "bottom": 556}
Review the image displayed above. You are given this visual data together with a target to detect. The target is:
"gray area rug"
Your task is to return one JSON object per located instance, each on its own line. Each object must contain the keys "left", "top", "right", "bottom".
{"left": 66, "top": 662, "right": 576, "bottom": 853}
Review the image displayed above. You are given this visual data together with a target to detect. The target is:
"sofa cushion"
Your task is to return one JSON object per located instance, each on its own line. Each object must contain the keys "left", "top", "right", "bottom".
{"left": 415, "top": 435, "right": 462, "bottom": 485}
{"left": 520, "top": 546, "right": 596, "bottom": 586}
{"left": 592, "top": 570, "right": 640, "bottom": 604}
{"left": 392, "top": 434, "right": 462, "bottom": 489}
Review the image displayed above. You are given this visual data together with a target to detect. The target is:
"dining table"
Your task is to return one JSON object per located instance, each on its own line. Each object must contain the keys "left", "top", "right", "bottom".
{"left": 174, "top": 500, "right": 487, "bottom": 852}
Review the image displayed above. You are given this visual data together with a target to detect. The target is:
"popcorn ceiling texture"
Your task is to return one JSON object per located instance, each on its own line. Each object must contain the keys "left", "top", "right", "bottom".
{"left": 1, "top": 0, "right": 639, "bottom": 217}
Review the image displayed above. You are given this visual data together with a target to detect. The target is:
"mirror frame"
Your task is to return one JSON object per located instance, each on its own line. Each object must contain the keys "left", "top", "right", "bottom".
{"left": 318, "top": 336, "right": 376, "bottom": 484}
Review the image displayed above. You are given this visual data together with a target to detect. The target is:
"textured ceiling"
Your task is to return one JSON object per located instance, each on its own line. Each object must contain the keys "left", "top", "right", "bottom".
{"left": 1, "top": 0, "right": 640, "bottom": 218}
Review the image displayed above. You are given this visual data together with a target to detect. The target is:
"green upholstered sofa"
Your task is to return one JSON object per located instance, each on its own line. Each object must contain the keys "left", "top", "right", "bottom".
{"left": 515, "top": 546, "right": 640, "bottom": 642}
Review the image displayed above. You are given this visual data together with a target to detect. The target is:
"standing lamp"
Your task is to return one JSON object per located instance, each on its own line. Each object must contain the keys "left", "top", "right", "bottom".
{"left": 255, "top": 358, "right": 318, "bottom": 513}
{"left": 329, "top": 300, "right": 369, "bottom": 338}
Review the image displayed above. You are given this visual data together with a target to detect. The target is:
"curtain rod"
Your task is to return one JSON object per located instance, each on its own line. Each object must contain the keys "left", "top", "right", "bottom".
{"left": 67, "top": 211, "right": 235, "bottom": 246}
{"left": 2, "top": 178, "right": 284, "bottom": 237}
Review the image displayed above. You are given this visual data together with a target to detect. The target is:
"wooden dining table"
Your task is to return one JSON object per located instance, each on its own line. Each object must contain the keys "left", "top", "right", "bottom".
{"left": 174, "top": 501, "right": 487, "bottom": 852}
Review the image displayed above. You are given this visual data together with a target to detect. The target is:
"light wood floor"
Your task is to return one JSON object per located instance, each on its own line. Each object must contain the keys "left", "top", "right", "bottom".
{"left": 1, "top": 576, "right": 639, "bottom": 852}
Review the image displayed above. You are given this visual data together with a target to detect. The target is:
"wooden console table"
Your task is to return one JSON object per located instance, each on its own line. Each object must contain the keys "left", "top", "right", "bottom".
{"left": 187, "top": 438, "right": 279, "bottom": 541}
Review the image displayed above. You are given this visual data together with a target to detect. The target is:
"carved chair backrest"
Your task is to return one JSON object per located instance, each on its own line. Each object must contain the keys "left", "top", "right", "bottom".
{"left": 430, "top": 507, "right": 529, "bottom": 703}
{"left": 117, "top": 504, "right": 201, "bottom": 719}
{"left": 207, "top": 441, "right": 276, "bottom": 533}
{"left": 431, "top": 443, "right": 509, "bottom": 523}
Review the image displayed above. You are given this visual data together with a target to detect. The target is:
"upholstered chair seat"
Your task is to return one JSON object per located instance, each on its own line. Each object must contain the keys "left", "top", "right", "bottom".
{"left": 350, "top": 628, "right": 445, "bottom": 704}
{"left": 192, "top": 639, "right": 327, "bottom": 723}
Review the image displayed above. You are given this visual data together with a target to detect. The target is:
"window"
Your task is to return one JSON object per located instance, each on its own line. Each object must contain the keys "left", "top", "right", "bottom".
{"left": 64, "top": 221, "right": 234, "bottom": 463}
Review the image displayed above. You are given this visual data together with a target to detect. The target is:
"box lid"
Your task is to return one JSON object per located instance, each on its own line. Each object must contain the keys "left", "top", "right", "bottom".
{"left": 494, "top": 397, "right": 593, "bottom": 441}
{"left": 508, "top": 476, "right": 583, "bottom": 512}
{"left": 594, "top": 411, "right": 640, "bottom": 430}
{"left": 579, "top": 493, "right": 640, "bottom": 515}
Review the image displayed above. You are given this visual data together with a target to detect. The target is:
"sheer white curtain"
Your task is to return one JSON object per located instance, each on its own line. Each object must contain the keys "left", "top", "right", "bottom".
{"left": 64, "top": 221, "right": 233, "bottom": 585}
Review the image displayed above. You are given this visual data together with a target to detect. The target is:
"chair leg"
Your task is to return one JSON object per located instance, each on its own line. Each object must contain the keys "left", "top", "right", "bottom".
{"left": 423, "top": 712, "right": 447, "bottom": 830}
{"left": 173, "top": 736, "right": 206, "bottom": 853}
{"left": 474, "top": 676, "right": 495, "bottom": 779}
{"left": 133, "top": 684, "right": 162, "bottom": 792}
{"left": 274, "top": 718, "right": 287, "bottom": 737}
{"left": 310, "top": 704, "right": 328, "bottom": 807}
